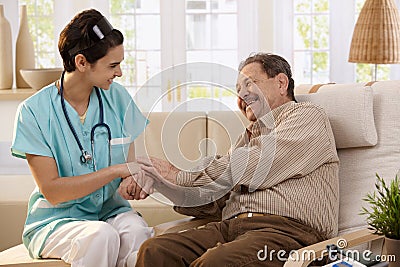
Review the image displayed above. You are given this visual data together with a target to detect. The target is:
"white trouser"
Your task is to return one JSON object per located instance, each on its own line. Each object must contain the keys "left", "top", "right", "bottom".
{"left": 40, "top": 210, "right": 154, "bottom": 267}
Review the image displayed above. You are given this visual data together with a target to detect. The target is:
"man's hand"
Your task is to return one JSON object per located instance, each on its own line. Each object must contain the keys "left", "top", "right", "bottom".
{"left": 137, "top": 156, "right": 187, "bottom": 205}
{"left": 116, "top": 161, "right": 141, "bottom": 179}
{"left": 137, "top": 156, "right": 180, "bottom": 185}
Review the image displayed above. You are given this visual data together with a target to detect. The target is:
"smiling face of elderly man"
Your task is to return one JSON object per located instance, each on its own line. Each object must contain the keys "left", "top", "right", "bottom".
{"left": 236, "top": 56, "right": 294, "bottom": 122}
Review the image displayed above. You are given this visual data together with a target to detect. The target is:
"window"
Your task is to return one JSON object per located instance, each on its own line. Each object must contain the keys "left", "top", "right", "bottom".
{"left": 109, "top": 0, "right": 161, "bottom": 95}
{"left": 9, "top": 0, "right": 258, "bottom": 111}
{"left": 12, "top": 0, "right": 400, "bottom": 96}
{"left": 185, "top": 0, "right": 239, "bottom": 111}
{"left": 129, "top": 0, "right": 256, "bottom": 112}
{"left": 276, "top": 0, "right": 400, "bottom": 85}
{"left": 293, "top": 0, "right": 330, "bottom": 84}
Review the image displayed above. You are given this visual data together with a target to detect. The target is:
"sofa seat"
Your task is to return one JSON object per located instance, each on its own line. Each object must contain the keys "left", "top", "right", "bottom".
{"left": 0, "top": 244, "right": 68, "bottom": 267}
{"left": 0, "top": 195, "right": 189, "bottom": 267}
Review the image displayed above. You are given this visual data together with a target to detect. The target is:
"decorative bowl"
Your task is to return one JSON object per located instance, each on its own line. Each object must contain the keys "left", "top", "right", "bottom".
{"left": 19, "top": 68, "right": 63, "bottom": 90}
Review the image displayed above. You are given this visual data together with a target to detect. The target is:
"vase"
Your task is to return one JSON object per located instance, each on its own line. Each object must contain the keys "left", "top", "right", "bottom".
{"left": 385, "top": 237, "right": 400, "bottom": 267}
{"left": 0, "top": 5, "right": 13, "bottom": 89}
{"left": 15, "top": 5, "right": 35, "bottom": 88}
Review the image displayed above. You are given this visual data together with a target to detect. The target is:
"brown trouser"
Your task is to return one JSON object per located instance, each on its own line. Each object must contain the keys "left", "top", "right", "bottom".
{"left": 136, "top": 214, "right": 325, "bottom": 267}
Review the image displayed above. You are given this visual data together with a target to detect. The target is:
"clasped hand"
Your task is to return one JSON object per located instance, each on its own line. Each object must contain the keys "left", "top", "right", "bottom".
{"left": 118, "top": 156, "right": 179, "bottom": 200}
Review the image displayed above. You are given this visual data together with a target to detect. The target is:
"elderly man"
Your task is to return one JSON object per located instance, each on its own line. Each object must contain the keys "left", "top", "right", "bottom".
{"left": 123, "top": 53, "right": 339, "bottom": 266}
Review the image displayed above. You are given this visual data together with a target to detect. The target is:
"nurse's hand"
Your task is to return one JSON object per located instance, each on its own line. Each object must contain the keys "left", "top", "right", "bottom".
{"left": 119, "top": 176, "right": 136, "bottom": 200}
{"left": 119, "top": 171, "right": 154, "bottom": 200}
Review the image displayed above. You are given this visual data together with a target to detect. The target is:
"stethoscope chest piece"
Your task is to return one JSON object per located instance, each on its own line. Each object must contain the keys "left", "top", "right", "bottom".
{"left": 80, "top": 151, "right": 93, "bottom": 164}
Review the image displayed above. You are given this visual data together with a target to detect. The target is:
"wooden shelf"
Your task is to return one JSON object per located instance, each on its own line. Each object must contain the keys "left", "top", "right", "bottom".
{"left": 0, "top": 88, "right": 36, "bottom": 101}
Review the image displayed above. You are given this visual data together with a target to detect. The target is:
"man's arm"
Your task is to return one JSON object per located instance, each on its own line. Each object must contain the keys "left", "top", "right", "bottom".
{"left": 177, "top": 105, "right": 337, "bottom": 192}
{"left": 173, "top": 192, "right": 230, "bottom": 220}
{"left": 137, "top": 156, "right": 229, "bottom": 210}
{"left": 137, "top": 156, "right": 231, "bottom": 217}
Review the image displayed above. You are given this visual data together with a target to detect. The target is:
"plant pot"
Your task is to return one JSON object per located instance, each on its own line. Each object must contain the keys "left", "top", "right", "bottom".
{"left": 385, "top": 237, "right": 400, "bottom": 267}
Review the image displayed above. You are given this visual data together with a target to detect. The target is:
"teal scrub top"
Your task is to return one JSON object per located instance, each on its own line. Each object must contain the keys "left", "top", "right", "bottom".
{"left": 11, "top": 82, "right": 149, "bottom": 258}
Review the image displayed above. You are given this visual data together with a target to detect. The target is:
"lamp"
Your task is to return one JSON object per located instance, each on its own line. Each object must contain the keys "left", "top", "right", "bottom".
{"left": 348, "top": 0, "right": 400, "bottom": 81}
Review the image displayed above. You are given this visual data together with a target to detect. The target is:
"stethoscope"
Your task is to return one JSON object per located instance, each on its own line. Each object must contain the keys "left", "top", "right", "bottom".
{"left": 59, "top": 71, "right": 111, "bottom": 171}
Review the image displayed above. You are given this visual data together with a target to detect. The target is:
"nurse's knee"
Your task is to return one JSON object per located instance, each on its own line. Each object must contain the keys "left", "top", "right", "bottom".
{"left": 68, "top": 221, "right": 121, "bottom": 262}
{"left": 84, "top": 221, "right": 120, "bottom": 248}
{"left": 132, "top": 226, "right": 154, "bottom": 245}
{"left": 120, "top": 214, "right": 153, "bottom": 243}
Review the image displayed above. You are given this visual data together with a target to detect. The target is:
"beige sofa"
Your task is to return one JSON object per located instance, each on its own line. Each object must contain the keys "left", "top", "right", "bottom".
{"left": 1, "top": 80, "right": 399, "bottom": 266}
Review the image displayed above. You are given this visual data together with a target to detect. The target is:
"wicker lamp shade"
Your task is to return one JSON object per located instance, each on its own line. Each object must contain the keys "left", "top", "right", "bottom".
{"left": 348, "top": 0, "right": 400, "bottom": 64}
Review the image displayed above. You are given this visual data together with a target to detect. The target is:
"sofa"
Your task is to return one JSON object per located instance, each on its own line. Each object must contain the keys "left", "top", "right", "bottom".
{"left": 0, "top": 80, "right": 399, "bottom": 266}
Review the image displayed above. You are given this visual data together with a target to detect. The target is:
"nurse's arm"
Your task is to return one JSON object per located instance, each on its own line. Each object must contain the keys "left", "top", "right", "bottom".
{"left": 127, "top": 142, "right": 136, "bottom": 162}
{"left": 26, "top": 153, "right": 139, "bottom": 206}
{"left": 119, "top": 142, "right": 139, "bottom": 199}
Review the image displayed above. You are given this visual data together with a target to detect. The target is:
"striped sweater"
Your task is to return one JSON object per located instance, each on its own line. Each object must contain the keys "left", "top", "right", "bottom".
{"left": 175, "top": 101, "right": 339, "bottom": 238}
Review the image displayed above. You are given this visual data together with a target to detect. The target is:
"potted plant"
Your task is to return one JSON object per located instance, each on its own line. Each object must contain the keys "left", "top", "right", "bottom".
{"left": 361, "top": 173, "right": 400, "bottom": 267}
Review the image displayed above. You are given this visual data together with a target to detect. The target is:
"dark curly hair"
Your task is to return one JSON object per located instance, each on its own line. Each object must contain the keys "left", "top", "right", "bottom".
{"left": 58, "top": 9, "right": 124, "bottom": 72}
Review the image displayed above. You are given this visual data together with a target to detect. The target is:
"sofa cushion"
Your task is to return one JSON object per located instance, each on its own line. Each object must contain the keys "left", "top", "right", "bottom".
{"left": 135, "top": 112, "right": 207, "bottom": 171}
{"left": 336, "top": 80, "right": 400, "bottom": 234}
{"left": 207, "top": 111, "right": 248, "bottom": 156}
{"left": 296, "top": 83, "right": 377, "bottom": 149}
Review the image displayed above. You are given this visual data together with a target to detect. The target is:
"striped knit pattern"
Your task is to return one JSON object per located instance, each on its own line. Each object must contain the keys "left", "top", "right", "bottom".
{"left": 176, "top": 101, "right": 339, "bottom": 238}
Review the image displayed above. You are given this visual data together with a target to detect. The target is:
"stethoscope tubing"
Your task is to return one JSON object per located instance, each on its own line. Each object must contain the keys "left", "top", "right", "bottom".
{"left": 59, "top": 71, "right": 111, "bottom": 169}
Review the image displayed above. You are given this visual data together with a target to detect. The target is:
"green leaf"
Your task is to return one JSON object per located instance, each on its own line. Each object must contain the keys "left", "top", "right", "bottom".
{"left": 360, "top": 174, "right": 400, "bottom": 239}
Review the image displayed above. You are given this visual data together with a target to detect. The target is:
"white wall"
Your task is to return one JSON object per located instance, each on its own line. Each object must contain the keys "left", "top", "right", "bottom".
{"left": 0, "top": 100, "right": 20, "bottom": 142}
{"left": 0, "top": 100, "right": 30, "bottom": 175}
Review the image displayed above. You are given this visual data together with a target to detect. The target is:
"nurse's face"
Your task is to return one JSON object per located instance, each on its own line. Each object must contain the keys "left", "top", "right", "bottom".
{"left": 89, "top": 44, "right": 124, "bottom": 90}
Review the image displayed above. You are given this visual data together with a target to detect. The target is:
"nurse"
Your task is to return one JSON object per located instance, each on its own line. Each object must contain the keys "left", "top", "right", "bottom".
{"left": 11, "top": 9, "right": 153, "bottom": 267}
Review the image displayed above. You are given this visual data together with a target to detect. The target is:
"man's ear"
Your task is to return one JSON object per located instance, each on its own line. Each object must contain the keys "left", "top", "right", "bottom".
{"left": 74, "top": 54, "right": 88, "bottom": 72}
{"left": 276, "top": 73, "right": 289, "bottom": 95}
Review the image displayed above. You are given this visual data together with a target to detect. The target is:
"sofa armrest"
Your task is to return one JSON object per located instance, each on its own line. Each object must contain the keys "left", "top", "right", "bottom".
{"left": 154, "top": 217, "right": 218, "bottom": 236}
{"left": 283, "top": 228, "right": 383, "bottom": 267}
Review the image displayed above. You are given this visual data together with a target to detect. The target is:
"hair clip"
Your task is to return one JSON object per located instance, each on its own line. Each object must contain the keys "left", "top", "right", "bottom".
{"left": 92, "top": 17, "right": 114, "bottom": 40}
{"left": 68, "top": 16, "right": 114, "bottom": 56}
{"left": 93, "top": 25, "right": 105, "bottom": 39}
